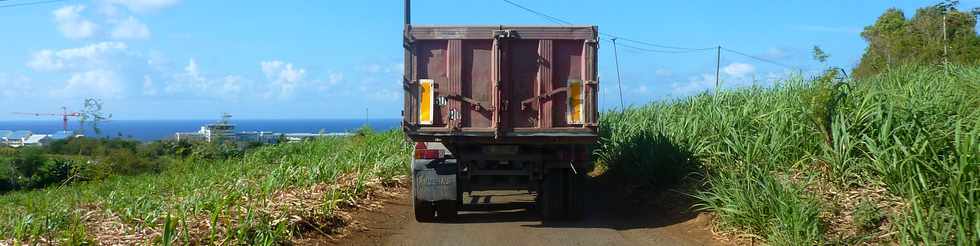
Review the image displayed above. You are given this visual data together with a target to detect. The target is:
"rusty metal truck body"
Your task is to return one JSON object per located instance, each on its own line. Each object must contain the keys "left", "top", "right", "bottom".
{"left": 403, "top": 24, "right": 599, "bottom": 221}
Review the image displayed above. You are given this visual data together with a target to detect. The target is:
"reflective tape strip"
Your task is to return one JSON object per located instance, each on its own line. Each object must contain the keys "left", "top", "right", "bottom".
{"left": 419, "top": 79, "right": 435, "bottom": 125}
{"left": 567, "top": 79, "right": 584, "bottom": 124}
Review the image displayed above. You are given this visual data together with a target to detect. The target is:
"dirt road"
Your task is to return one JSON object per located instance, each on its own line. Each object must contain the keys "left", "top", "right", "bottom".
{"left": 330, "top": 179, "right": 727, "bottom": 246}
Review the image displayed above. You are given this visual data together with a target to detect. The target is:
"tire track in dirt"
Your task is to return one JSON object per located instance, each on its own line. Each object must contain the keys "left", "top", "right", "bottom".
{"left": 326, "top": 178, "right": 730, "bottom": 246}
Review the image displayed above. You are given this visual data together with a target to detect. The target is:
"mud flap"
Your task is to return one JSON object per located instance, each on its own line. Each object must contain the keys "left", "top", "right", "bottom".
{"left": 412, "top": 159, "right": 458, "bottom": 202}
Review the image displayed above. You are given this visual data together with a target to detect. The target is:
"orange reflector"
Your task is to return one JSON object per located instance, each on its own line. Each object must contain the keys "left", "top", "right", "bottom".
{"left": 567, "top": 79, "right": 584, "bottom": 124}
{"left": 419, "top": 79, "right": 434, "bottom": 125}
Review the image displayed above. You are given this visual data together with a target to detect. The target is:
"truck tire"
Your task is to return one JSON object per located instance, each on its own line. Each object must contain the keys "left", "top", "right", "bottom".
{"left": 539, "top": 169, "right": 566, "bottom": 220}
{"left": 565, "top": 169, "right": 585, "bottom": 220}
{"left": 436, "top": 200, "right": 458, "bottom": 219}
{"left": 414, "top": 199, "right": 435, "bottom": 222}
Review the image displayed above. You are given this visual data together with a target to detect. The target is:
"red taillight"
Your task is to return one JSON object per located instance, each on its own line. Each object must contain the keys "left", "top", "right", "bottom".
{"left": 414, "top": 142, "right": 441, "bottom": 159}
{"left": 415, "top": 149, "right": 440, "bottom": 159}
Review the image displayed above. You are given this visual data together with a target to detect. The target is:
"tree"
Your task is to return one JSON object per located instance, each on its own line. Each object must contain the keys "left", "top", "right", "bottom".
{"left": 813, "top": 46, "right": 830, "bottom": 67}
{"left": 853, "top": 3, "right": 980, "bottom": 78}
{"left": 78, "top": 98, "right": 112, "bottom": 136}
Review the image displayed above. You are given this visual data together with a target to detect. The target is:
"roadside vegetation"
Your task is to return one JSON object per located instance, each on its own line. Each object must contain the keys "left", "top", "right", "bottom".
{"left": 596, "top": 65, "right": 979, "bottom": 244}
{"left": 596, "top": 4, "right": 979, "bottom": 244}
{"left": 0, "top": 129, "right": 409, "bottom": 244}
{"left": 0, "top": 137, "right": 262, "bottom": 194}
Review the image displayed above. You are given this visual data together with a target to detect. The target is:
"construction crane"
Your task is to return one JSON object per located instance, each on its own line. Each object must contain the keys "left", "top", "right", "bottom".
{"left": 12, "top": 107, "right": 82, "bottom": 132}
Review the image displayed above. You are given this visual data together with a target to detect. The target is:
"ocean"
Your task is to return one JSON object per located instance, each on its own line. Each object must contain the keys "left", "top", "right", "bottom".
{"left": 0, "top": 119, "right": 401, "bottom": 142}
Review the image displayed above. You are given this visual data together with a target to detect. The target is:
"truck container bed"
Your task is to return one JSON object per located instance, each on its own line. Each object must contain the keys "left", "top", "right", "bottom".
{"left": 404, "top": 24, "right": 600, "bottom": 222}
{"left": 403, "top": 25, "right": 599, "bottom": 144}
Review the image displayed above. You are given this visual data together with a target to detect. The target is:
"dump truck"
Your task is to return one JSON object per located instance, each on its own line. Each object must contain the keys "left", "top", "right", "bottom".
{"left": 402, "top": 4, "right": 599, "bottom": 221}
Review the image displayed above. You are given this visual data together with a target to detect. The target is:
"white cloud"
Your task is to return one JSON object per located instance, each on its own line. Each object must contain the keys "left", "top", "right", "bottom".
{"left": 164, "top": 59, "right": 207, "bottom": 92}
{"left": 723, "top": 63, "right": 756, "bottom": 78}
{"left": 27, "top": 42, "right": 128, "bottom": 71}
{"left": 672, "top": 73, "right": 716, "bottom": 95}
{"left": 54, "top": 69, "right": 124, "bottom": 98}
{"left": 218, "top": 75, "right": 243, "bottom": 96}
{"left": 111, "top": 16, "right": 151, "bottom": 39}
{"left": 25, "top": 42, "right": 152, "bottom": 100}
{"left": 184, "top": 59, "right": 200, "bottom": 78}
{"left": 142, "top": 75, "right": 157, "bottom": 95}
{"left": 53, "top": 5, "right": 98, "bottom": 39}
{"left": 765, "top": 48, "right": 789, "bottom": 60}
{"left": 261, "top": 60, "right": 306, "bottom": 99}
{"left": 103, "top": 0, "right": 179, "bottom": 13}
{"left": 0, "top": 74, "right": 36, "bottom": 98}
{"left": 162, "top": 59, "right": 245, "bottom": 100}
{"left": 637, "top": 85, "right": 649, "bottom": 93}
{"left": 316, "top": 71, "right": 344, "bottom": 91}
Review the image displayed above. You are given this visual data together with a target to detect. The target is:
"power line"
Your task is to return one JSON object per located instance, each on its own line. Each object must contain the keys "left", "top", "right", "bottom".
{"left": 601, "top": 34, "right": 714, "bottom": 51}
{"left": 500, "top": 0, "right": 711, "bottom": 51}
{"left": 613, "top": 40, "right": 715, "bottom": 54}
{"left": 0, "top": 0, "right": 68, "bottom": 8}
{"left": 501, "top": 0, "right": 573, "bottom": 26}
{"left": 611, "top": 38, "right": 625, "bottom": 111}
{"left": 721, "top": 47, "right": 799, "bottom": 70}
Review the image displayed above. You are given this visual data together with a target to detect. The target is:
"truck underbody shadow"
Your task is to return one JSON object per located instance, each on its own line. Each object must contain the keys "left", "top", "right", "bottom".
{"left": 424, "top": 175, "right": 703, "bottom": 231}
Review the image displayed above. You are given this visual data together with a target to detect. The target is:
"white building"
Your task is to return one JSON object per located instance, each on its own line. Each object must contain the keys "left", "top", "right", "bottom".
{"left": 237, "top": 131, "right": 281, "bottom": 144}
{"left": 1, "top": 130, "right": 32, "bottom": 147}
{"left": 1, "top": 130, "right": 78, "bottom": 147}
{"left": 0, "top": 130, "right": 11, "bottom": 146}
{"left": 174, "top": 113, "right": 237, "bottom": 143}
{"left": 23, "top": 134, "right": 50, "bottom": 147}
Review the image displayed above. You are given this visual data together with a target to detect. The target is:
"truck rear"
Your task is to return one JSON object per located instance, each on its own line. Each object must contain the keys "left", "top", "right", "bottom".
{"left": 402, "top": 24, "right": 599, "bottom": 221}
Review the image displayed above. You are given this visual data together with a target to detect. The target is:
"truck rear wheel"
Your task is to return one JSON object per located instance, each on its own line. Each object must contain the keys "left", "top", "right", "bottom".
{"left": 539, "top": 168, "right": 585, "bottom": 220}
{"left": 414, "top": 199, "right": 435, "bottom": 222}
{"left": 565, "top": 170, "right": 585, "bottom": 220}
{"left": 539, "top": 168, "right": 567, "bottom": 220}
{"left": 436, "top": 200, "right": 458, "bottom": 219}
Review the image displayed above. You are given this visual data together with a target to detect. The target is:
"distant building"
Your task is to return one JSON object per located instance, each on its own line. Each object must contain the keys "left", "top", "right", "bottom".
{"left": 24, "top": 134, "right": 50, "bottom": 147}
{"left": 0, "top": 130, "right": 11, "bottom": 146}
{"left": 174, "top": 113, "right": 237, "bottom": 143}
{"left": 237, "top": 131, "right": 281, "bottom": 144}
{"left": 173, "top": 113, "right": 353, "bottom": 144}
{"left": 283, "top": 132, "right": 353, "bottom": 142}
{"left": 0, "top": 130, "right": 78, "bottom": 147}
{"left": 3, "top": 130, "right": 32, "bottom": 147}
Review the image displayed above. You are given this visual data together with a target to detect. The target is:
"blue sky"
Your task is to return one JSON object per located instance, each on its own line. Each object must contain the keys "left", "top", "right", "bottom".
{"left": 0, "top": 0, "right": 976, "bottom": 120}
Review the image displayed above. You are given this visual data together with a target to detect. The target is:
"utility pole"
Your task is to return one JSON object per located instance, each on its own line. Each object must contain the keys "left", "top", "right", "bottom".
{"left": 611, "top": 38, "right": 625, "bottom": 111}
{"left": 715, "top": 46, "right": 721, "bottom": 90}
{"left": 404, "top": 0, "right": 411, "bottom": 27}
{"left": 943, "top": 13, "right": 949, "bottom": 71}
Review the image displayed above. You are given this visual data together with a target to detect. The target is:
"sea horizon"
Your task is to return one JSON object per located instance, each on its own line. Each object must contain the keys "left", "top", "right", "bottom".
{"left": 0, "top": 118, "right": 402, "bottom": 142}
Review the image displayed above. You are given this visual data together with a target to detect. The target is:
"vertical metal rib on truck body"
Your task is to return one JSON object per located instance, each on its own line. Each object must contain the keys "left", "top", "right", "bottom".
{"left": 403, "top": 25, "right": 599, "bottom": 144}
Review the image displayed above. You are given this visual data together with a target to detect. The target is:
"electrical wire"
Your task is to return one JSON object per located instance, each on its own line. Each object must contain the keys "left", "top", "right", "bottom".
{"left": 500, "top": 0, "right": 807, "bottom": 72}
{"left": 611, "top": 38, "right": 625, "bottom": 111}
{"left": 500, "top": 0, "right": 713, "bottom": 51}
{"left": 501, "top": 0, "right": 574, "bottom": 26}
{"left": 601, "top": 34, "right": 715, "bottom": 51}
{"left": 613, "top": 40, "right": 715, "bottom": 54}
{"left": 0, "top": 0, "right": 68, "bottom": 9}
{"left": 721, "top": 47, "right": 800, "bottom": 70}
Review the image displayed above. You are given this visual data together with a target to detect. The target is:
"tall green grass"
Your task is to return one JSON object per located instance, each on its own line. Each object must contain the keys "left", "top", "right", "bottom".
{"left": 596, "top": 65, "right": 980, "bottom": 245}
{"left": 0, "top": 130, "right": 411, "bottom": 244}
